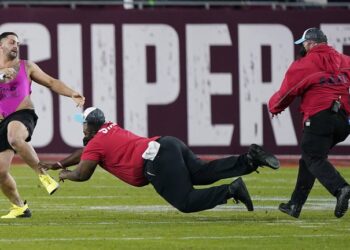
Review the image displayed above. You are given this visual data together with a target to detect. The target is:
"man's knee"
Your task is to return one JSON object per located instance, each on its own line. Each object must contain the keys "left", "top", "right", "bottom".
{"left": 7, "top": 136, "right": 25, "bottom": 149}
{"left": 302, "top": 154, "right": 328, "bottom": 175}
{"left": 173, "top": 201, "right": 196, "bottom": 213}
{"left": 7, "top": 121, "right": 29, "bottom": 148}
{"left": 176, "top": 205, "right": 193, "bottom": 213}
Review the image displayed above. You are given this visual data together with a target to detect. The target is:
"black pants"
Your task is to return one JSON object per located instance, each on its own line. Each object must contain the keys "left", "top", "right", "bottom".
{"left": 290, "top": 109, "right": 350, "bottom": 205}
{"left": 144, "top": 136, "right": 256, "bottom": 213}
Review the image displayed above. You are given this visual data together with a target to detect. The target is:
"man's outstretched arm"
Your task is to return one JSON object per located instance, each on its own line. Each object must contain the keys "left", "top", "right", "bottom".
{"left": 59, "top": 160, "right": 98, "bottom": 182}
{"left": 40, "top": 148, "right": 84, "bottom": 170}
{"left": 28, "top": 61, "right": 85, "bottom": 107}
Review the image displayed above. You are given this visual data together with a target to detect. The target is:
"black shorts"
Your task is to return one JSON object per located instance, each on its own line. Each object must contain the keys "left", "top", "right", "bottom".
{"left": 0, "top": 109, "right": 38, "bottom": 152}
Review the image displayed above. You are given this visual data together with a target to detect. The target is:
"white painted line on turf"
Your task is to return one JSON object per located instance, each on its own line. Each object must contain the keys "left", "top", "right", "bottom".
{"left": 0, "top": 220, "right": 337, "bottom": 228}
{"left": 0, "top": 234, "right": 347, "bottom": 242}
{"left": 9, "top": 204, "right": 333, "bottom": 212}
{"left": 0, "top": 203, "right": 338, "bottom": 213}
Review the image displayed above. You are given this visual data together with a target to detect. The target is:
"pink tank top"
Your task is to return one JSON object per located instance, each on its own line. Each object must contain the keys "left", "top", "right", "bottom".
{"left": 0, "top": 60, "right": 31, "bottom": 117}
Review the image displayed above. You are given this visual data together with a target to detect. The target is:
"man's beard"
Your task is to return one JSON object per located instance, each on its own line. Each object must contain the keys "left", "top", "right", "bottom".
{"left": 8, "top": 51, "right": 17, "bottom": 60}
{"left": 83, "top": 135, "right": 94, "bottom": 146}
{"left": 298, "top": 46, "right": 307, "bottom": 58}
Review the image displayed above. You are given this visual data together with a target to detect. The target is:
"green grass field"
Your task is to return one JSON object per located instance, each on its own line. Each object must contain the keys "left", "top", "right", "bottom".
{"left": 1, "top": 165, "right": 350, "bottom": 249}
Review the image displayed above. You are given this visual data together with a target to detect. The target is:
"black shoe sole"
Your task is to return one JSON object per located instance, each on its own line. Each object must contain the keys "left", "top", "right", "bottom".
{"left": 263, "top": 156, "right": 280, "bottom": 170}
{"left": 278, "top": 205, "right": 300, "bottom": 218}
{"left": 18, "top": 209, "right": 31, "bottom": 218}
{"left": 250, "top": 144, "right": 280, "bottom": 170}
{"left": 231, "top": 178, "right": 254, "bottom": 211}
{"left": 49, "top": 186, "right": 59, "bottom": 195}
{"left": 335, "top": 190, "right": 350, "bottom": 218}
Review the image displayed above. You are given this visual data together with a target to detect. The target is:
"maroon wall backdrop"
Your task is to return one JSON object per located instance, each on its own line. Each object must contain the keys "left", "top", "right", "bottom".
{"left": 1, "top": 7, "right": 350, "bottom": 155}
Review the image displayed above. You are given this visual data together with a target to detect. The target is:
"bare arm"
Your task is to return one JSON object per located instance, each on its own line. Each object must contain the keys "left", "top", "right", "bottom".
{"left": 59, "top": 160, "right": 98, "bottom": 182}
{"left": 27, "top": 61, "right": 85, "bottom": 107}
{"left": 39, "top": 148, "right": 84, "bottom": 171}
{"left": 59, "top": 148, "right": 84, "bottom": 168}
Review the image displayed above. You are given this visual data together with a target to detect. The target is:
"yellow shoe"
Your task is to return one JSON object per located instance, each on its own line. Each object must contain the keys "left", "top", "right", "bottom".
{"left": 39, "top": 174, "right": 60, "bottom": 195}
{"left": 1, "top": 201, "right": 31, "bottom": 219}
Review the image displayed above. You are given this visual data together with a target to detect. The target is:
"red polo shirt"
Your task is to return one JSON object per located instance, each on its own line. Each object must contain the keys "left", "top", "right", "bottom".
{"left": 81, "top": 122, "right": 160, "bottom": 187}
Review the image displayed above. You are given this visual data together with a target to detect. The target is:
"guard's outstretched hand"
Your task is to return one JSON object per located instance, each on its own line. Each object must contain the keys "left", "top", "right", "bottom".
{"left": 59, "top": 169, "right": 72, "bottom": 182}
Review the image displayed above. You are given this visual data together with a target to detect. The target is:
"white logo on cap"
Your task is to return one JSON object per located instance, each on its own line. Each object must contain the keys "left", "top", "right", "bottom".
{"left": 83, "top": 107, "right": 97, "bottom": 121}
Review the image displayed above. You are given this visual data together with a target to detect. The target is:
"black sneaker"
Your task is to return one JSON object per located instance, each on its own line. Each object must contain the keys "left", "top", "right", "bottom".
{"left": 278, "top": 201, "right": 302, "bottom": 218}
{"left": 228, "top": 177, "right": 254, "bottom": 211}
{"left": 335, "top": 185, "right": 350, "bottom": 218}
{"left": 247, "top": 144, "right": 280, "bottom": 170}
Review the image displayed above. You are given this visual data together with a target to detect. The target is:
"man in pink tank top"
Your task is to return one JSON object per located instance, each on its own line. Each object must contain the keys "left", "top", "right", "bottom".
{"left": 0, "top": 32, "right": 85, "bottom": 218}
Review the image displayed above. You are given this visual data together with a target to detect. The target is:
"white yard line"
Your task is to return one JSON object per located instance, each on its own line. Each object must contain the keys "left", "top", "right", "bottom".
{"left": 0, "top": 234, "right": 347, "bottom": 242}
{"left": 0, "top": 220, "right": 337, "bottom": 227}
{"left": 0, "top": 204, "right": 336, "bottom": 213}
{"left": 0, "top": 194, "right": 338, "bottom": 213}
{"left": 83, "top": 204, "right": 336, "bottom": 212}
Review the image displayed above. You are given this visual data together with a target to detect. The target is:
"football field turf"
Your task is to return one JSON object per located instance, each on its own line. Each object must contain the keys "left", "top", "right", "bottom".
{"left": 1, "top": 165, "right": 350, "bottom": 249}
